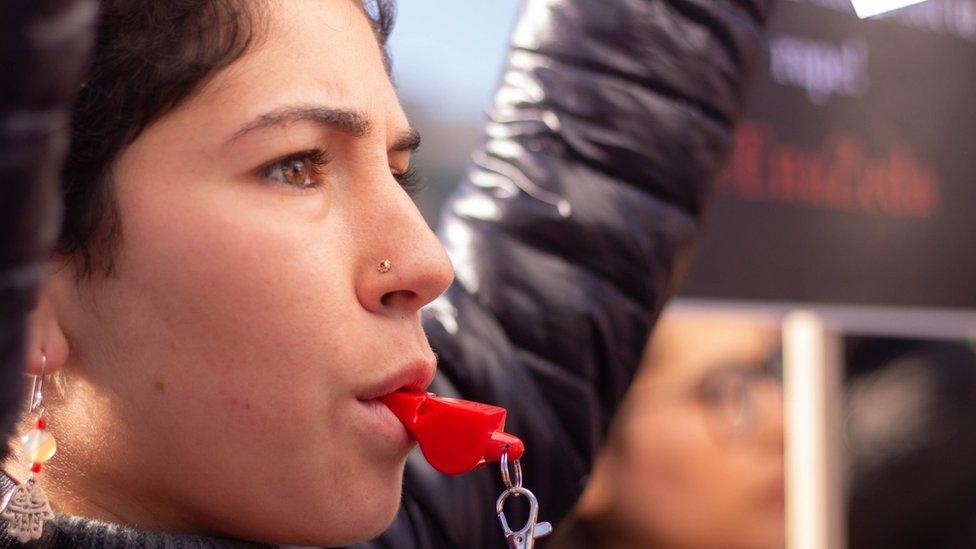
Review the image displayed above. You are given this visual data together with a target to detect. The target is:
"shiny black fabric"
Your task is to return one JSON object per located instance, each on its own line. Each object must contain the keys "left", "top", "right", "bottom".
{"left": 357, "top": 0, "right": 771, "bottom": 547}
{"left": 0, "top": 0, "right": 98, "bottom": 462}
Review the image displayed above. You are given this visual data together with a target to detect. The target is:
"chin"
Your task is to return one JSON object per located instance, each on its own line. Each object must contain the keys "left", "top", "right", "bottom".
{"left": 356, "top": 493, "right": 405, "bottom": 543}
{"left": 261, "top": 466, "right": 406, "bottom": 546}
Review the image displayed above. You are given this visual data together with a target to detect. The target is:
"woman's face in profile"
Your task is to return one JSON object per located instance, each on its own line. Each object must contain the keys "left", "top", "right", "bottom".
{"left": 44, "top": 0, "right": 453, "bottom": 545}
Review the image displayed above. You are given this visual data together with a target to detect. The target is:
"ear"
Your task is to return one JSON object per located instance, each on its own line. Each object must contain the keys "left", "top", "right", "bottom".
{"left": 23, "top": 279, "right": 69, "bottom": 377}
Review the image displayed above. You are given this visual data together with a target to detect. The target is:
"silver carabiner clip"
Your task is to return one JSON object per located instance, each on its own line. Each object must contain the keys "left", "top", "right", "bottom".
{"left": 496, "top": 485, "right": 553, "bottom": 549}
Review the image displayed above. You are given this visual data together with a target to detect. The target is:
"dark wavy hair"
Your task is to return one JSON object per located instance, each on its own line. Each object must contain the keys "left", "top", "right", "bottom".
{"left": 58, "top": 0, "right": 395, "bottom": 277}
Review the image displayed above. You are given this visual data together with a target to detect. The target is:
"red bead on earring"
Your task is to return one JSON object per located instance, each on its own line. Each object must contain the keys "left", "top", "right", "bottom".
{"left": 1, "top": 351, "right": 56, "bottom": 542}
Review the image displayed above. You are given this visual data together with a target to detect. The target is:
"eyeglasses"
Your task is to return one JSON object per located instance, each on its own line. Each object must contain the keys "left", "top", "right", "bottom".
{"left": 696, "top": 351, "right": 783, "bottom": 438}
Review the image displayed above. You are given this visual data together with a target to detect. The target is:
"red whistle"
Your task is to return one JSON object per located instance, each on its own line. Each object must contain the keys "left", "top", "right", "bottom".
{"left": 379, "top": 389, "right": 525, "bottom": 475}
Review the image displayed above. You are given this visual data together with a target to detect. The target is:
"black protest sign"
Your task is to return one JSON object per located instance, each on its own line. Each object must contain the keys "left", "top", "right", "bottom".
{"left": 680, "top": 0, "right": 976, "bottom": 310}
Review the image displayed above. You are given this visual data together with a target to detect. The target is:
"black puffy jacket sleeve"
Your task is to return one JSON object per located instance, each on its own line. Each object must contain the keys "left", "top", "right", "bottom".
{"left": 365, "top": 1, "right": 771, "bottom": 548}
{"left": 0, "top": 0, "right": 97, "bottom": 463}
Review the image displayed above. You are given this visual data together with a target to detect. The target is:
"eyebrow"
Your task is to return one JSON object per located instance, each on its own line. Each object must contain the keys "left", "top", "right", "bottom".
{"left": 227, "top": 105, "right": 421, "bottom": 153}
{"left": 392, "top": 128, "right": 421, "bottom": 153}
{"left": 227, "top": 105, "right": 371, "bottom": 143}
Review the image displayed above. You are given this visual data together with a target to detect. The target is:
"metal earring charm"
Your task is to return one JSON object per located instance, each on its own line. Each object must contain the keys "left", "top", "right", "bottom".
{"left": 1, "top": 352, "right": 56, "bottom": 542}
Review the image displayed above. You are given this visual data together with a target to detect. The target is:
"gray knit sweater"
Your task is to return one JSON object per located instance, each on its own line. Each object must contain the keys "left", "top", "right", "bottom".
{"left": 1, "top": 474, "right": 275, "bottom": 548}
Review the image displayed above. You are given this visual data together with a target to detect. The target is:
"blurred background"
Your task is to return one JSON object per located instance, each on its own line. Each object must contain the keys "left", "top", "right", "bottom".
{"left": 387, "top": 0, "right": 521, "bottom": 225}
{"left": 391, "top": 1, "right": 976, "bottom": 548}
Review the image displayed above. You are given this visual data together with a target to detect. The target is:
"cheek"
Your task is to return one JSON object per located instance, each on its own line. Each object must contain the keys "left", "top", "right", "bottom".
{"left": 616, "top": 407, "right": 738, "bottom": 522}
{"left": 108, "top": 178, "right": 363, "bottom": 428}
{"left": 620, "top": 407, "right": 781, "bottom": 546}
{"left": 622, "top": 407, "right": 712, "bottom": 486}
{"left": 82, "top": 174, "right": 407, "bottom": 536}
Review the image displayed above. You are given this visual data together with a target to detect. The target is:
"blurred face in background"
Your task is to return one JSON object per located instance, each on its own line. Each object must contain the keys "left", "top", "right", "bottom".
{"left": 576, "top": 309, "right": 785, "bottom": 549}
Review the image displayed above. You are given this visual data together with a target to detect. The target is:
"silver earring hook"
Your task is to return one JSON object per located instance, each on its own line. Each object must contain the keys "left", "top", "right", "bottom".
{"left": 29, "top": 351, "right": 47, "bottom": 414}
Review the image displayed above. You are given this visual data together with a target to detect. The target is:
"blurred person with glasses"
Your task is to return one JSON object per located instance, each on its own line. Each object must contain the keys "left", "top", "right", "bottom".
{"left": 551, "top": 306, "right": 785, "bottom": 549}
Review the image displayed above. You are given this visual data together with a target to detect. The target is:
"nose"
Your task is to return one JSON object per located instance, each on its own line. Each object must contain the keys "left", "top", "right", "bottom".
{"left": 355, "top": 176, "right": 454, "bottom": 317}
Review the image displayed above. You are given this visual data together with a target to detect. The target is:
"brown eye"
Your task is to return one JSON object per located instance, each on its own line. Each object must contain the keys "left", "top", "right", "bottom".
{"left": 259, "top": 149, "right": 330, "bottom": 189}
{"left": 282, "top": 158, "right": 310, "bottom": 187}
{"left": 265, "top": 157, "right": 312, "bottom": 188}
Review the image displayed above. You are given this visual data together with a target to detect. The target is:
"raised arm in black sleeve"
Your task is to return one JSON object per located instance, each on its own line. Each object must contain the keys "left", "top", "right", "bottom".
{"left": 356, "top": 1, "right": 772, "bottom": 547}
{"left": 0, "top": 0, "right": 98, "bottom": 462}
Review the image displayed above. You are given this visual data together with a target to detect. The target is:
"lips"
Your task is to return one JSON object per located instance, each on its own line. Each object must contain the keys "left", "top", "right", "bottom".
{"left": 353, "top": 359, "right": 437, "bottom": 450}
{"left": 356, "top": 357, "right": 436, "bottom": 403}
{"left": 763, "top": 475, "right": 786, "bottom": 511}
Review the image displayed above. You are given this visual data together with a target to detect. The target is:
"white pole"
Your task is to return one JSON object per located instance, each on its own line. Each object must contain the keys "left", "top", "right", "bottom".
{"left": 783, "top": 311, "right": 845, "bottom": 549}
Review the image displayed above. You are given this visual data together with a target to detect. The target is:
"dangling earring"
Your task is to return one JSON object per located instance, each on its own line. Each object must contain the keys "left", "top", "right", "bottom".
{"left": 1, "top": 351, "right": 56, "bottom": 542}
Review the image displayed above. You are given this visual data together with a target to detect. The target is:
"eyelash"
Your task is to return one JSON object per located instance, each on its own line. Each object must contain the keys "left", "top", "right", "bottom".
{"left": 259, "top": 149, "right": 425, "bottom": 197}
{"left": 393, "top": 166, "right": 424, "bottom": 197}
{"left": 259, "top": 149, "right": 331, "bottom": 190}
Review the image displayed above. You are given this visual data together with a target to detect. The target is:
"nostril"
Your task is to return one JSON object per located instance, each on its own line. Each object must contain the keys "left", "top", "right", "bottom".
{"left": 380, "top": 289, "right": 419, "bottom": 309}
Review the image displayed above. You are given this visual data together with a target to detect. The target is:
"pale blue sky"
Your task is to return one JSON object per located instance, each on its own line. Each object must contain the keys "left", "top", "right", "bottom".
{"left": 387, "top": 1, "right": 523, "bottom": 121}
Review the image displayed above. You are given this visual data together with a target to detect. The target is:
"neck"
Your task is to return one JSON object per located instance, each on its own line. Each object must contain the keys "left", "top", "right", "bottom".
{"left": 1, "top": 470, "right": 271, "bottom": 548}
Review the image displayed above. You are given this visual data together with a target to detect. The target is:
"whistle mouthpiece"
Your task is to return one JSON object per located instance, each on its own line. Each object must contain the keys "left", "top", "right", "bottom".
{"left": 379, "top": 389, "right": 525, "bottom": 475}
